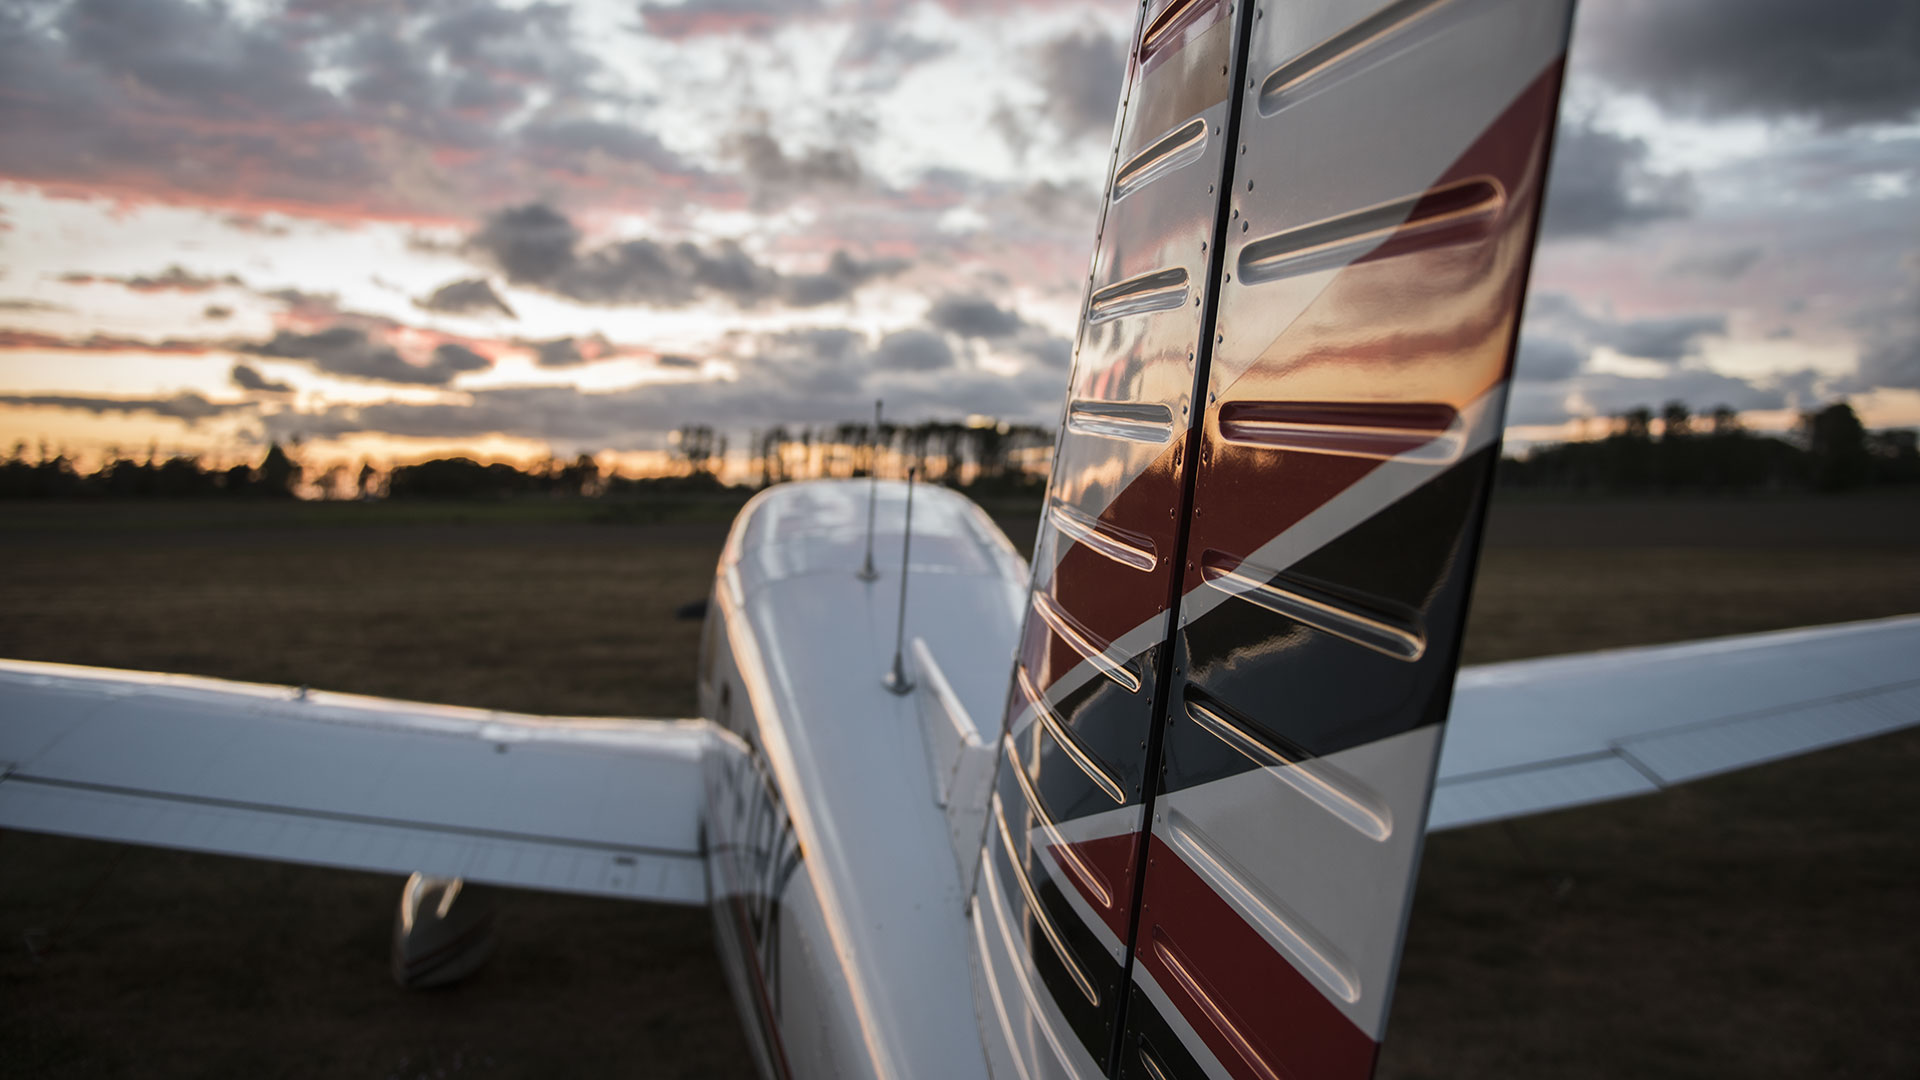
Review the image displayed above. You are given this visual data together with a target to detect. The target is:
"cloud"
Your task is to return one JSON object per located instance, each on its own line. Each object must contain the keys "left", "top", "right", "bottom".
{"left": 242, "top": 326, "right": 493, "bottom": 386}
{"left": 1576, "top": 0, "right": 1920, "bottom": 130}
{"left": 0, "top": 391, "right": 245, "bottom": 423}
{"left": 1842, "top": 259, "right": 1920, "bottom": 393}
{"left": 257, "top": 363, "right": 1065, "bottom": 451}
{"left": 1540, "top": 120, "right": 1692, "bottom": 239}
{"left": 0, "top": 0, "right": 693, "bottom": 220}
{"left": 834, "top": 21, "right": 953, "bottom": 93}
{"left": 636, "top": 0, "right": 824, "bottom": 40}
{"left": 928, "top": 295, "right": 1026, "bottom": 339}
{"left": 1572, "top": 370, "right": 1794, "bottom": 418}
{"left": 0, "top": 328, "right": 219, "bottom": 355}
{"left": 1037, "top": 29, "right": 1125, "bottom": 141}
{"left": 0, "top": 298, "right": 68, "bottom": 313}
{"left": 230, "top": 364, "right": 292, "bottom": 394}
{"left": 471, "top": 204, "right": 581, "bottom": 285}
{"left": 469, "top": 203, "right": 907, "bottom": 308}
{"left": 527, "top": 337, "right": 587, "bottom": 368}
{"left": 203, "top": 304, "right": 234, "bottom": 320}
{"left": 1016, "top": 334, "right": 1073, "bottom": 370}
{"left": 1524, "top": 292, "right": 1726, "bottom": 363}
{"left": 416, "top": 278, "right": 517, "bottom": 318}
{"left": 1512, "top": 334, "right": 1586, "bottom": 383}
{"left": 58, "top": 265, "right": 243, "bottom": 293}
{"left": 722, "top": 127, "right": 862, "bottom": 207}
{"left": 874, "top": 329, "right": 955, "bottom": 372}
{"left": 1667, "top": 247, "right": 1764, "bottom": 281}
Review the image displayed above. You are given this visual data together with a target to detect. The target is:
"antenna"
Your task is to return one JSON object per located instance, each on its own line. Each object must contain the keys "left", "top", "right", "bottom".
{"left": 857, "top": 399, "right": 881, "bottom": 582}
{"left": 882, "top": 467, "right": 917, "bottom": 695}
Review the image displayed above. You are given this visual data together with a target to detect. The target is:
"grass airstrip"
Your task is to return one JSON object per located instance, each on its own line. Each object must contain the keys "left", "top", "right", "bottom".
{"left": 2, "top": 492, "right": 1917, "bottom": 1078}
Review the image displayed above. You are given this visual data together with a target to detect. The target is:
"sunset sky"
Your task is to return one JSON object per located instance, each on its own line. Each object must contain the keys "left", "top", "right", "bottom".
{"left": 1, "top": 0, "right": 1916, "bottom": 474}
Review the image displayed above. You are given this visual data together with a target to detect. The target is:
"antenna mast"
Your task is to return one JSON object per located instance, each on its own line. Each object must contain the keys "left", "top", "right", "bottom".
{"left": 882, "top": 467, "right": 917, "bottom": 695}
{"left": 858, "top": 399, "right": 881, "bottom": 582}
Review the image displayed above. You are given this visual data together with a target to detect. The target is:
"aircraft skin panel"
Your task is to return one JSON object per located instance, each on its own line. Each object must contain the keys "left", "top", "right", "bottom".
{"left": 0, "top": 661, "right": 710, "bottom": 903}
{"left": 984, "top": 0, "right": 1258, "bottom": 1072}
{"left": 1113, "top": 0, "right": 1577, "bottom": 1076}
{"left": 702, "top": 480, "right": 1025, "bottom": 1080}
{"left": 1432, "top": 614, "right": 1920, "bottom": 831}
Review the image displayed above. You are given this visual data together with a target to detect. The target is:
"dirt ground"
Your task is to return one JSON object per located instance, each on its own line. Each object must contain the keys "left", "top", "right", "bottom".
{"left": 1, "top": 493, "right": 1916, "bottom": 1077}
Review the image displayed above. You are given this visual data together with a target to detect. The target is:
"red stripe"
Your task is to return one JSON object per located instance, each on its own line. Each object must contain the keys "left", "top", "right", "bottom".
{"left": 1135, "top": 833, "right": 1377, "bottom": 1080}
{"left": 1185, "top": 63, "right": 1565, "bottom": 596}
{"left": 1035, "top": 436, "right": 1185, "bottom": 691}
{"left": 1048, "top": 832, "right": 1141, "bottom": 942}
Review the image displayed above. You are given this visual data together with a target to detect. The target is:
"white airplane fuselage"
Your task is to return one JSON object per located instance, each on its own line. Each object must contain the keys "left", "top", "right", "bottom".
{"left": 696, "top": 478, "right": 1026, "bottom": 1080}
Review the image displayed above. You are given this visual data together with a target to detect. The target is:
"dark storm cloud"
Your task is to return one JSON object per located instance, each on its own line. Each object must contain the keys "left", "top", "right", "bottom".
{"left": 469, "top": 203, "right": 906, "bottom": 309}
{"left": 242, "top": 326, "right": 492, "bottom": 386}
{"left": 1037, "top": 29, "right": 1125, "bottom": 140}
{"left": 230, "top": 364, "right": 292, "bottom": 394}
{"left": 0, "top": 391, "right": 245, "bottom": 423}
{"left": 928, "top": 295, "right": 1026, "bottom": 339}
{"left": 417, "top": 278, "right": 518, "bottom": 318}
{"left": 1540, "top": 120, "right": 1692, "bottom": 239}
{"left": 1577, "top": 0, "right": 1920, "bottom": 129}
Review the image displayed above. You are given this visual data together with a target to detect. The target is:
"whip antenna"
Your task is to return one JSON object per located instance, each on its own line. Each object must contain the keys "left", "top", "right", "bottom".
{"left": 883, "top": 467, "right": 917, "bottom": 695}
{"left": 858, "top": 399, "right": 882, "bottom": 582}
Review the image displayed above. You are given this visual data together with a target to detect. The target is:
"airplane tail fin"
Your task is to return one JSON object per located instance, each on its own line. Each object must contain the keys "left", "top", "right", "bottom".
{"left": 971, "top": 2, "right": 1575, "bottom": 1077}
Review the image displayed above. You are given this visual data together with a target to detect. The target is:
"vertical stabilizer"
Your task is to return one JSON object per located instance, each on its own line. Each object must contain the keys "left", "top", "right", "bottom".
{"left": 972, "top": 1, "right": 1574, "bottom": 1078}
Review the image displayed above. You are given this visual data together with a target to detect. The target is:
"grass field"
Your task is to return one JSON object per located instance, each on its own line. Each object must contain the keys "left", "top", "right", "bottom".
{"left": 2, "top": 493, "right": 1917, "bottom": 1077}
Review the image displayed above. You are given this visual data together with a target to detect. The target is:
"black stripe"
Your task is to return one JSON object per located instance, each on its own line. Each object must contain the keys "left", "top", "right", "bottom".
{"left": 1106, "top": 1, "right": 1263, "bottom": 1073}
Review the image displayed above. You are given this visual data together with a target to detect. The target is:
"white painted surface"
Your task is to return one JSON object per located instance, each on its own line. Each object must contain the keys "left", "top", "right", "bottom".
{"left": 705, "top": 479, "right": 1028, "bottom": 1080}
{"left": 0, "top": 663, "right": 710, "bottom": 902}
{"left": 1433, "top": 614, "right": 1920, "bottom": 830}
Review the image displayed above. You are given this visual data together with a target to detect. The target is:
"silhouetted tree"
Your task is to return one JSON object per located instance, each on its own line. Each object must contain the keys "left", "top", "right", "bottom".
{"left": 1803, "top": 403, "right": 1870, "bottom": 492}
{"left": 258, "top": 443, "right": 301, "bottom": 498}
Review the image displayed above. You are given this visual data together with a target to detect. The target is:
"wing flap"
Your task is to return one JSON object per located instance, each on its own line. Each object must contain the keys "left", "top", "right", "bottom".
{"left": 0, "top": 660, "right": 710, "bottom": 903}
{"left": 1431, "top": 615, "right": 1920, "bottom": 831}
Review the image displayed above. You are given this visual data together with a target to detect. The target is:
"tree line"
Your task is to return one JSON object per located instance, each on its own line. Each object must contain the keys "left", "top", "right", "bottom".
{"left": 4, "top": 402, "right": 1913, "bottom": 501}
{"left": 0, "top": 417, "right": 1056, "bottom": 501}
{"left": 1496, "top": 402, "right": 1919, "bottom": 493}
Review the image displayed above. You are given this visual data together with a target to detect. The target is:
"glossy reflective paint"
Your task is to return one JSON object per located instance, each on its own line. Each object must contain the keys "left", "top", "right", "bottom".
{"left": 1121, "top": 2, "right": 1576, "bottom": 1079}
{"left": 696, "top": 479, "right": 1027, "bottom": 1080}
{"left": 967, "top": 0, "right": 1575, "bottom": 1078}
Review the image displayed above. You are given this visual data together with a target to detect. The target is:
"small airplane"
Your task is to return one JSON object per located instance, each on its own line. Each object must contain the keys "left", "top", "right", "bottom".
{"left": 4, "top": 2, "right": 1915, "bottom": 1078}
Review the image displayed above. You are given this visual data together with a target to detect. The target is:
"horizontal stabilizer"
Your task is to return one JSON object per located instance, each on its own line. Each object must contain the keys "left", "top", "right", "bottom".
{"left": 0, "top": 660, "right": 709, "bottom": 903}
{"left": 1432, "top": 614, "right": 1920, "bottom": 830}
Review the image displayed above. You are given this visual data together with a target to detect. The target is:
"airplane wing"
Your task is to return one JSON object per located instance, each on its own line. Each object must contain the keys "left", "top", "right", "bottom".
{"left": 0, "top": 659, "right": 709, "bottom": 903}
{"left": 1430, "top": 613, "right": 1920, "bottom": 831}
